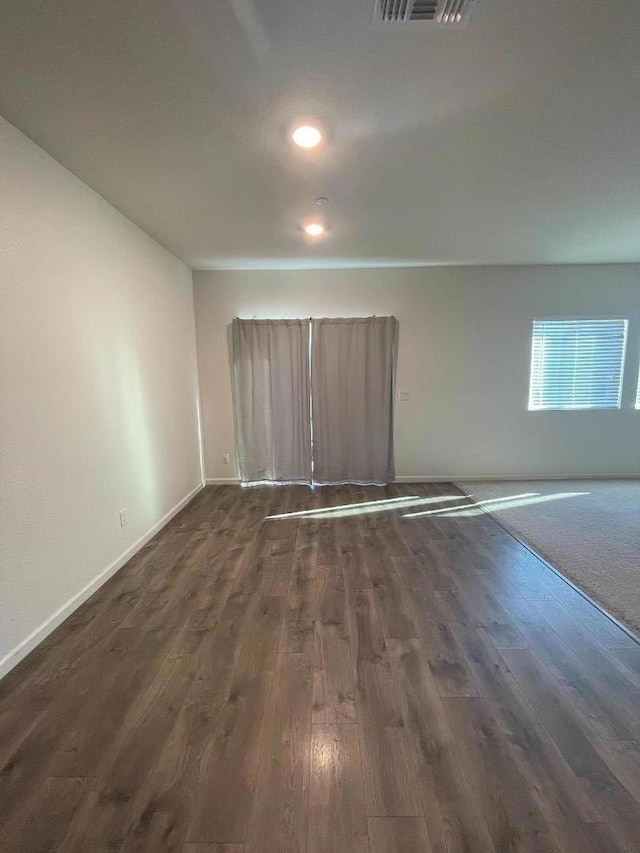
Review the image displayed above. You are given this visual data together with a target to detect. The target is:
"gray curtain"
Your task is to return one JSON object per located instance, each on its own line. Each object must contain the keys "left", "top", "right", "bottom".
{"left": 311, "top": 316, "right": 398, "bottom": 485}
{"left": 231, "top": 319, "right": 312, "bottom": 483}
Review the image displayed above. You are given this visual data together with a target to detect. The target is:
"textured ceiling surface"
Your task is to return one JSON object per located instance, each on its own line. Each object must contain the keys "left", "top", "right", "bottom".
{"left": 1, "top": 0, "right": 640, "bottom": 268}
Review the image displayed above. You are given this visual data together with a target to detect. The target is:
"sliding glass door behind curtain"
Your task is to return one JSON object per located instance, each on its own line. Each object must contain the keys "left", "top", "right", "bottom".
{"left": 231, "top": 316, "right": 398, "bottom": 485}
{"left": 231, "top": 319, "right": 312, "bottom": 483}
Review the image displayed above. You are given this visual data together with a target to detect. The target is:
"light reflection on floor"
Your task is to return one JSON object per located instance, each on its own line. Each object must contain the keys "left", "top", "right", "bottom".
{"left": 265, "top": 494, "right": 464, "bottom": 520}
{"left": 265, "top": 489, "right": 591, "bottom": 522}
{"left": 402, "top": 491, "right": 590, "bottom": 519}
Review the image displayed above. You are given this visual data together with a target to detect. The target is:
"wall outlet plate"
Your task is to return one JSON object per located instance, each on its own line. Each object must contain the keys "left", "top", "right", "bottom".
{"left": 399, "top": 391, "right": 411, "bottom": 402}
{"left": 119, "top": 509, "right": 128, "bottom": 528}
{"left": 222, "top": 452, "right": 231, "bottom": 465}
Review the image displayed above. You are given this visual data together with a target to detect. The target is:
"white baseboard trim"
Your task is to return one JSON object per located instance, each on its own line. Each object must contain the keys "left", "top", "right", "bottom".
{"left": 0, "top": 482, "right": 204, "bottom": 682}
{"left": 395, "top": 474, "right": 640, "bottom": 482}
{"left": 204, "top": 474, "right": 640, "bottom": 487}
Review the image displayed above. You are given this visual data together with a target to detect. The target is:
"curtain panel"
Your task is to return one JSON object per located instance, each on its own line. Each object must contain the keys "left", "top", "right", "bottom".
{"left": 231, "top": 319, "right": 312, "bottom": 483}
{"left": 311, "top": 316, "right": 398, "bottom": 485}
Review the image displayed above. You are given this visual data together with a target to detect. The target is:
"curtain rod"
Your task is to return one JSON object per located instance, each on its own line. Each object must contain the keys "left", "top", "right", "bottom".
{"left": 233, "top": 315, "right": 393, "bottom": 321}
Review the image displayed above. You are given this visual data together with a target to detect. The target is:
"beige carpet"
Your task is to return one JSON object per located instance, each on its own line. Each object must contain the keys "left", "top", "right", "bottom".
{"left": 456, "top": 480, "right": 640, "bottom": 638}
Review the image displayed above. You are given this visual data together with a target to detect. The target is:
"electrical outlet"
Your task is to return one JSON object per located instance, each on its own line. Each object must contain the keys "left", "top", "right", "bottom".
{"left": 398, "top": 391, "right": 411, "bottom": 402}
{"left": 119, "top": 509, "right": 128, "bottom": 528}
{"left": 222, "top": 452, "right": 231, "bottom": 465}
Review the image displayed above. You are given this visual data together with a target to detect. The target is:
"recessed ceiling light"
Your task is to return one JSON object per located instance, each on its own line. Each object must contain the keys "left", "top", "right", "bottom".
{"left": 301, "top": 221, "right": 326, "bottom": 237}
{"left": 292, "top": 124, "right": 323, "bottom": 149}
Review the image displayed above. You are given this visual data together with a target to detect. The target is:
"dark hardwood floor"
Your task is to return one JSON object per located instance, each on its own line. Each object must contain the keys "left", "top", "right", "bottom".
{"left": 2, "top": 483, "right": 640, "bottom": 852}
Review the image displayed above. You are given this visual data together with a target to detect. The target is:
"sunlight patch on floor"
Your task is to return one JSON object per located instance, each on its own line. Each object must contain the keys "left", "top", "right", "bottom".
{"left": 266, "top": 494, "right": 466, "bottom": 520}
{"left": 402, "top": 491, "right": 590, "bottom": 519}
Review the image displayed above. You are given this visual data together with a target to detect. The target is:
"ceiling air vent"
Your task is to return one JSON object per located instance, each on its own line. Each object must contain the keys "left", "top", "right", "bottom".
{"left": 374, "top": 0, "right": 477, "bottom": 25}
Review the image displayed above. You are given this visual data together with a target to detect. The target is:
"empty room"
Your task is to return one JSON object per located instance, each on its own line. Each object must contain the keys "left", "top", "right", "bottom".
{"left": 2, "top": 0, "right": 640, "bottom": 851}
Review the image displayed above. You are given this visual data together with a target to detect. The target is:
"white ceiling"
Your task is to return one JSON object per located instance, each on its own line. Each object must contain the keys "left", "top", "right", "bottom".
{"left": 2, "top": 0, "right": 640, "bottom": 268}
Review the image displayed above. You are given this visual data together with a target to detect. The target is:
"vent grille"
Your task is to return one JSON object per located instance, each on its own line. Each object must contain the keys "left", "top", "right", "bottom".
{"left": 375, "top": 0, "right": 476, "bottom": 25}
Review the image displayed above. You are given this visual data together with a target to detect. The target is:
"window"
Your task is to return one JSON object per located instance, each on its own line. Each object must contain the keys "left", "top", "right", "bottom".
{"left": 528, "top": 318, "right": 627, "bottom": 411}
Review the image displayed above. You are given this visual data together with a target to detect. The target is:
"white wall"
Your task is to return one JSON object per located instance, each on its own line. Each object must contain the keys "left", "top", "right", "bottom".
{"left": 0, "top": 116, "right": 203, "bottom": 675}
{"left": 194, "top": 266, "right": 640, "bottom": 482}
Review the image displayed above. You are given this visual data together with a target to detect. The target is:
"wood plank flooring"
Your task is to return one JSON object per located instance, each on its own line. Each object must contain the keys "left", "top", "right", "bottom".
{"left": 1, "top": 483, "right": 640, "bottom": 852}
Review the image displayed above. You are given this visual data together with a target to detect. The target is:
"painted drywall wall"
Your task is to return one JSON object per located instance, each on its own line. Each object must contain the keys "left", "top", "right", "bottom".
{"left": 194, "top": 266, "right": 640, "bottom": 481}
{"left": 0, "top": 116, "right": 203, "bottom": 675}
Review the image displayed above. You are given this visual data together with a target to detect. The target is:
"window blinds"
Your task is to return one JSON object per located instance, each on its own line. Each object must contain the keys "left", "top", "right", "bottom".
{"left": 528, "top": 318, "right": 627, "bottom": 411}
